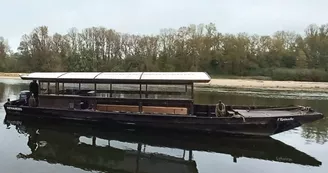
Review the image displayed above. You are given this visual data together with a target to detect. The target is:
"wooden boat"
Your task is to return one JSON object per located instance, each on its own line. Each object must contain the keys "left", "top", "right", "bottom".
{"left": 3, "top": 115, "right": 322, "bottom": 168}
{"left": 3, "top": 72, "right": 324, "bottom": 137}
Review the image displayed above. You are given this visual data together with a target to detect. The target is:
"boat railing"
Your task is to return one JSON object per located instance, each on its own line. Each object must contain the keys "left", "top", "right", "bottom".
{"left": 39, "top": 94, "right": 193, "bottom": 102}
{"left": 53, "top": 89, "right": 189, "bottom": 97}
{"left": 38, "top": 94, "right": 194, "bottom": 115}
{"left": 40, "top": 83, "right": 192, "bottom": 99}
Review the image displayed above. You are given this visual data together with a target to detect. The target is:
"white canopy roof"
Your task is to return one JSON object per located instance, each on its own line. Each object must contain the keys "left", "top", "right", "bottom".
{"left": 20, "top": 72, "right": 211, "bottom": 84}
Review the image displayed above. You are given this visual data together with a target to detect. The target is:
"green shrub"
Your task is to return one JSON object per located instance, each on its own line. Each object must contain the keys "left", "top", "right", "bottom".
{"left": 271, "top": 68, "right": 328, "bottom": 82}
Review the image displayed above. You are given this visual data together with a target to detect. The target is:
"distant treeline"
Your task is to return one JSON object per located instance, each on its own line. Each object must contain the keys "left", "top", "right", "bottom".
{"left": 1, "top": 23, "right": 328, "bottom": 81}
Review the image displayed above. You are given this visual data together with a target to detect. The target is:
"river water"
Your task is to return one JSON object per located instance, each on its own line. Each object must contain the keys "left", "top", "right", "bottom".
{"left": 0, "top": 78, "right": 327, "bottom": 173}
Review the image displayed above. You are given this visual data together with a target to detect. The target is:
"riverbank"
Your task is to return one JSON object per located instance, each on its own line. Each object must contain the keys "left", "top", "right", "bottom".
{"left": 196, "top": 79, "right": 328, "bottom": 92}
{"left": 0, "top": 73, "right": 25, "bottom": 79}
{"left": 1, "top": 73, "right": 328, "bottom": 92}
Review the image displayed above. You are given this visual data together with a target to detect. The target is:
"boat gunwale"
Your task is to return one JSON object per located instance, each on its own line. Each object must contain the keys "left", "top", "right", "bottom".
{"left": 5, "top": 103, "right": 323, "bottom": 120}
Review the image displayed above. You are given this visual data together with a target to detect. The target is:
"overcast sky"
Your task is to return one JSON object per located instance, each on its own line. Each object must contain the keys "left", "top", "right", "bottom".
{"left": 1, "top": 0, "right": 327, "bottom": 50}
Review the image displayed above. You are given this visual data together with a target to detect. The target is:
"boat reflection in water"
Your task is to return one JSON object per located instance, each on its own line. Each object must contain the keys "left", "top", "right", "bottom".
{"left": 4, "top": 114, "right": 322, "bottom": 173}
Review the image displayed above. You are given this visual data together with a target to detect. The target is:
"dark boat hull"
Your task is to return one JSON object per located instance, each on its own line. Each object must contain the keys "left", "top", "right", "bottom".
{"left": 4, "top": 103, "right": 324, "bottom": 137}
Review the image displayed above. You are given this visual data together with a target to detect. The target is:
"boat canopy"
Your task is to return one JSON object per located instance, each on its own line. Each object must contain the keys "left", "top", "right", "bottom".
{"left": 20, "top": 72, "right": 211, "bottom": 84}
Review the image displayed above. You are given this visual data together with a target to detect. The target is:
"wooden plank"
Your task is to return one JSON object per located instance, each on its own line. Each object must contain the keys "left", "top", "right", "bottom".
{"left": 97, "top": 104, "right": 107, "bottom": 111}
{"left": 96, "top": 104, "right": 187, "bottom": 115}
{"left": 97, "top": 104, "right": 139, "bottom": 112}
{"left": 143, "top": 106, "right": 187, "bottom": 115}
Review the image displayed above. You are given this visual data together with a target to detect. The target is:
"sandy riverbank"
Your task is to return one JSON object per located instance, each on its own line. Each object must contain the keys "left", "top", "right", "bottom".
{"left": 196, "top": 79, "right": 328, "bottom": 92}
{"left": 0, "top": 73, "right": 25, "bottom": 79}
{"left": 1, "top": 73, "right": 328, "bottom": 92}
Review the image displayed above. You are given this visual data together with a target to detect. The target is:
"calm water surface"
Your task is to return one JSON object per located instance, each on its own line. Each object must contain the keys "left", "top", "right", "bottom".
{"left": 0, "top": 79, "right": 327, "bottom": 173}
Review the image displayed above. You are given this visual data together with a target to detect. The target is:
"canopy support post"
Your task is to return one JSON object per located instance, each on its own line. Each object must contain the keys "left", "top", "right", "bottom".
{"left": 139, "top": 84, "right": 142, "bottom": 98}
{"left": 139, "top": 83, "right": 142, "bottom": 113}
{"left": 38, "top": 80, "right": 41, "bottom": 94}
{"left": 92, "top": 136, "right": 96, "bottom": 146}
{"left": 47, "top": 82, "right": 50, "bottom": 95}
{"left": 94, "top": 83, "right": 97, "bottom": 110}
{"left": 190, "top": 83, "right": 194, "bottom": 115}
{"left": 56, "top": 82, "right": 59, "bottom": 95}
{"left": 110, "top": 84, "right": 112, "bottom": 97}
{"left": 62, "top": 83, "right": 64, "bottom": 95}
{"left": 191, "top": 83, "right": 194, "bottom": 100}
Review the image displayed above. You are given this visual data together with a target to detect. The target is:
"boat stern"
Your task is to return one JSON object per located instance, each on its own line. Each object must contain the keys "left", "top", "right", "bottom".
{"left": 3, "top": 98, "right": 25, "bottom": 115}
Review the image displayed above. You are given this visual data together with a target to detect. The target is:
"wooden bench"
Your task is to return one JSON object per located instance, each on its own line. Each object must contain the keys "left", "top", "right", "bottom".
{"left": 96, "top": 104, "right": 188, "bottom": 115}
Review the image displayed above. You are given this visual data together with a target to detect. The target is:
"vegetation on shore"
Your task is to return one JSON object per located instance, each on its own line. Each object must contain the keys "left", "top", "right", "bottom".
{"left": 2, "top": 23, "right": 328, "bottom": 81}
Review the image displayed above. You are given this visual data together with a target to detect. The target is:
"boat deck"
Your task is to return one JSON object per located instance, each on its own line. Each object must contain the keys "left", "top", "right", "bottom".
{"left": 235, "top": 109, "right": 306, "bottom": 118}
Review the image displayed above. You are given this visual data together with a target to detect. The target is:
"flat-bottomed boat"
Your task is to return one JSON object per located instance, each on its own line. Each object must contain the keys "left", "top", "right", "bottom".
{"left": 3, "top": 72, "right": 324, "bottom": 137}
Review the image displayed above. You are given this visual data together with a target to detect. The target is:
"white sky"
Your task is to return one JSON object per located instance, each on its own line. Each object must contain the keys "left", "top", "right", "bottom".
{"left": 1, "top": 0, "right": 327, "bottom": 50}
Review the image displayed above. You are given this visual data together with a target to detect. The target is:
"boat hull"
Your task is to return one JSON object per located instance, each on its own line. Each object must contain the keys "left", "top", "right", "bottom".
{"left": 4, "top": 103, "right": 323, "bottom": 137}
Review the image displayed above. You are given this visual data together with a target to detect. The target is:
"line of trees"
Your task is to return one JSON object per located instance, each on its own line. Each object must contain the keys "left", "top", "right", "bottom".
{"left": 2, "top": 23, "right": 328, "bottom": 81}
